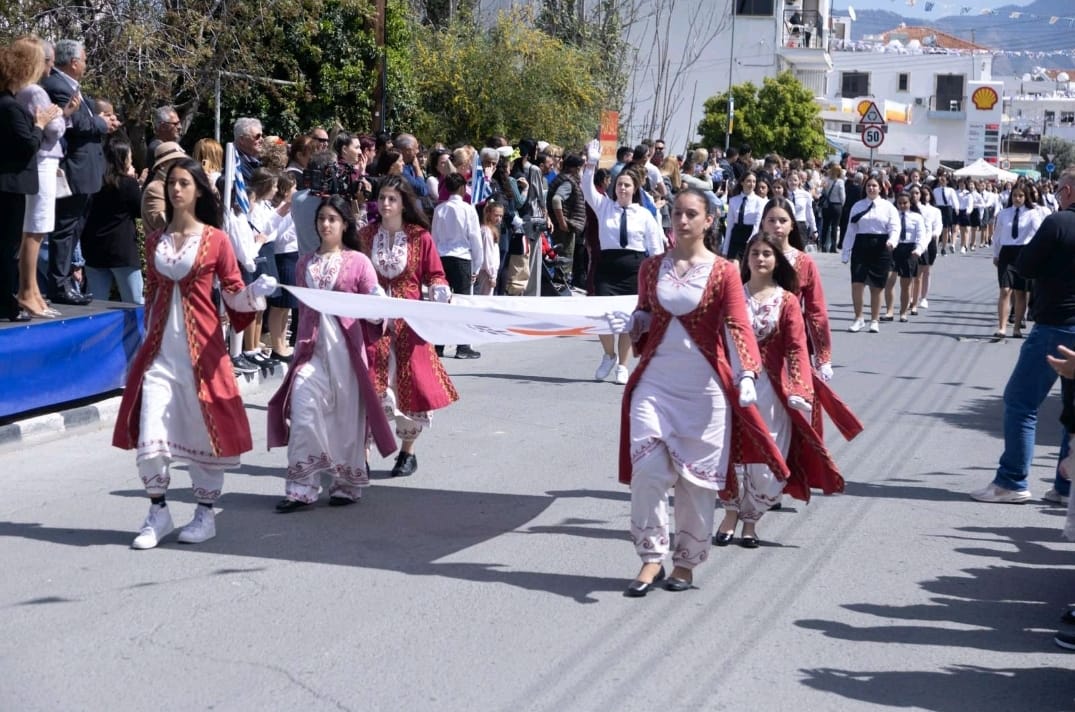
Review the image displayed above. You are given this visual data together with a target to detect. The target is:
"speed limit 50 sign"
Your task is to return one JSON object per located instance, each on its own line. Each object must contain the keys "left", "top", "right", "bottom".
{"left": 861, "top": 125, "right": 885, "bottom": 149}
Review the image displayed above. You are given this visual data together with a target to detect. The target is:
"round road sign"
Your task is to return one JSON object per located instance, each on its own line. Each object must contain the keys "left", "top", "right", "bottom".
{"left": 1000, "top": 159, "right": 1011, "bottom": 170}
{"left": 861, "top": 125, "right": 884, "bottom": 149}
{"left": 1046, "top": 162, "right": 1056, "bottom": 174}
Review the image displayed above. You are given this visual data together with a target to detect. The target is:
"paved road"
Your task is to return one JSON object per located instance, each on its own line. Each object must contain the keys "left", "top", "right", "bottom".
{"left": 1, "top": 248, "right": 1072, "bottom": 711}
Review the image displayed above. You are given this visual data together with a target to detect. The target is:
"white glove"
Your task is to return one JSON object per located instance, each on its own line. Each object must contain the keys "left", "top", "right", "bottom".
{"left": 586, "top": 139, "right": 601, "bottom": 163}
{"left": 369, "top": 284, "right": 387, "bottom": 298}
{"left": 818, "top": 362, "right": 833, "bottom": 382}
{"left": 605, "top": 311, "right": 631, "bottom": 333}
{"left": 249, "top": 274, "right": 278, "bottom": 298}
{"left": 430, "top": 284, "right": 452, "bottom": 303}
{"left": 738, "top": 376, "right": 757, "bottom": 407}
{"left": 788, "top": 395, "right": 813, "bottom": 414}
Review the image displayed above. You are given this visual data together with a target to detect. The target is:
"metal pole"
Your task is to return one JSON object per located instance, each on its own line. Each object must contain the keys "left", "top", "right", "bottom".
{"left": 725, "top": 0, "right": 737, "bottom": 152}
{"left": 869, "top": 147, "right": 874, "bottom": 171}
{"left": 214, "top": 71, "right": 221, "bottom": 143}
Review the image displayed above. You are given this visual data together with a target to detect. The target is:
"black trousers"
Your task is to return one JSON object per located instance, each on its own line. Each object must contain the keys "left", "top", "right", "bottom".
{"left": 0, "top": 191, "right": 25, "bottom": 319}
{"left": 439, "top": 255, "right": 472, "bottom": 349}
{"left": 48, "top": 193, "right": 91, "bottom": 298}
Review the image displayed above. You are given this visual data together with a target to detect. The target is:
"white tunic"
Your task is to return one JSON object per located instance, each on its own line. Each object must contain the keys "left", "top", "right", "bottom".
{"left": 743, "top": 285, "right": 790, "bottom": 460}
{"left": 630, "top": 258, "right": 730, "bottom": 490}
{"left": 137, "top": 232, "right": 239, "bottom": 469}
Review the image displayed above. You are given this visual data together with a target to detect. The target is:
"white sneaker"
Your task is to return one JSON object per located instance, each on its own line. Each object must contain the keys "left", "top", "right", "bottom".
{"left": 970, "top": 483, "right": 1031, "bottom": 504}
{"left": 178, "top": 506, "right": 216, "bottom": 544}
{"left": 594, "top": 353, "right": 616, "bottom": 381}
{"left": 131, "top": 504, "right": 174, "bottom": 549}
{"left": 613, "top": 365, "right": 629, "bottom": 385}
{"left": 918, "top": 298, "right": 929, "bottom": 309}
{"left": 868, "top": 320, "right": 880, "bottom": 333}
{"left": 1043, "top": 488, "right": 1070, "bottom": 506}
{"left": 960, "top": 246, "right": 967, "bottom": 254}
{"left": 848, "top": 318, "right": 865, "bottom": 333}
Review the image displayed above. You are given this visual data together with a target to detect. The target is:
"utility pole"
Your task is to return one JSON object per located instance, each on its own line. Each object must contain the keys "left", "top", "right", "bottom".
{"left": 725, "top": 0, "right": 738, "bottom": 152}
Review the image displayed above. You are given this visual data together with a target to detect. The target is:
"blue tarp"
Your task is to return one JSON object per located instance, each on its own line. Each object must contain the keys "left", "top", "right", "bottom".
{"left": 0, "top": 306, "right": 144, "bottom": 419}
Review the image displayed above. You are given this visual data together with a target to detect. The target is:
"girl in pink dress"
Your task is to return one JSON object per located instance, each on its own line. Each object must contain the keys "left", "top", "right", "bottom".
{"left": 267, "top": 196, "right": 397, "bottom": 512}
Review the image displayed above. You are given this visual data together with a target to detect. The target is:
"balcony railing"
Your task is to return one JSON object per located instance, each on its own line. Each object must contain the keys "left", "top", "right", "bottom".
{"left": 927, "top": 95, "right": 966, "bottom": 119}
{"left": 782, "top": 9, "right": 825, "bottom": 50}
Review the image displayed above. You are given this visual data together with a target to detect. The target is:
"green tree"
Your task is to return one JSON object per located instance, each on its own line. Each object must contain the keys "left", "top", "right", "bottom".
{"left": 410, "top": 8, "right": 607, "bottom": 147}
{"left": 1039, "top": 135, "right": 1075, "bottom": 177}
{"left": 698, "top": 71, "right": 827, "bottom": 160}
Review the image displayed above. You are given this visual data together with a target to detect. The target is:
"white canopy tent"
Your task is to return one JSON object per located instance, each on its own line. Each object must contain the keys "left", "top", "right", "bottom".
{"left": 954, "top": 158, "right": 1018, "bottom": 183}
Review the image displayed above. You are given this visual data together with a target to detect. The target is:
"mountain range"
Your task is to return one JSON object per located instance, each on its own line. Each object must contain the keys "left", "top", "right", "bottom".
{"left": 832, "top": 0, "right": 1075, "bottom": 74}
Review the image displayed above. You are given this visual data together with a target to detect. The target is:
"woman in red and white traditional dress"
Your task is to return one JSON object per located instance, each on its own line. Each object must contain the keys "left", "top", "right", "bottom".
{"left": 612, "top": 189, "right": 789, "bottom": 597}
{"left": 359, "top": 175, "right": 458, "bottom": 478}
{"left": 267, "top": 195, "right": 397, "bottom": 512}
{"left": 113, "top": 159, "right": 277, "bottom": 549}
{"left": 715, "top": 233, "right": 843, "bottom": 547}
{"left": 754, "top": 198, "right": 863, "bottom": 445}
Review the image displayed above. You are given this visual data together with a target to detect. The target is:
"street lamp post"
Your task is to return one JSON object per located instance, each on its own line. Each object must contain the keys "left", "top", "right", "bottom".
{"left": 725, "top": 0, "right": 738, "bottom": 152}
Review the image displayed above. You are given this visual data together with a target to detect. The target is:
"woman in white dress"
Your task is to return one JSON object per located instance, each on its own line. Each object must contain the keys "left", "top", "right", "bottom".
{"left": 267, "top": 195, "right": 396, "bottom": 511}
{"left": 112, "top": 159, "right": 277, "bottom": 549}
{"left": 612, "top": 189, "right": 787, "bottom": 596}
{"left": 15, "top": 38, "right": 68, "bottom": 317}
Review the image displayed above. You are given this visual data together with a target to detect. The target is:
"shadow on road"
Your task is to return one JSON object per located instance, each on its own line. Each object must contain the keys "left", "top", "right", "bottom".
{"left": 0, "top": 483, "right": 628, "bottom": 604}
{"left": 795, "top": 524, "right": 1075, "bottom": 709}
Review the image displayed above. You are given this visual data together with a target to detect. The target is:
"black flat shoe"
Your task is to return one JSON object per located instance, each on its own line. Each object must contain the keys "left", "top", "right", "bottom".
{"left": 740, "top": 535, "right": 760, "bottom": 549}
{"left": 51, "top": 290, "right": 92, "bottom": 306}
{"left": 390, "top": 452, "right": 418, "bottom": 477}
{"left": 624, "top": 566, "right": 666, "bottom": 598}
{"left": 270, "top": 350, "right": 293, "bottom": 363}
{"left": 712, "top": 531, "right": 735, "bottom": 546}
{"left": 879, "top": 315, "right": 895, "bottom": 322}
{"left": 328, "top": 496, "right": 357, "bottom": 507}
{"left": 663, "top": 576, "right": 693, "bottom": 592}
{"left": 455, "top": 346, "right": 481, "bottom": 359}
{"left": 8, "top": 309, "right": 31, "bottom": 322}
{"left": 275, "top": 498, "right": 311, "bottom": 513}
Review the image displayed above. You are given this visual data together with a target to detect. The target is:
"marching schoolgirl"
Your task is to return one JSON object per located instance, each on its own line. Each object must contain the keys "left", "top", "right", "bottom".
{"left": 992, "top": 185, "right": 1044, "bottom": 339}
{"left": 722, "top": 171, "right": 766, "bottom": 262}
{"left": 841, "top": 176, "right": 900, "bottom": 333}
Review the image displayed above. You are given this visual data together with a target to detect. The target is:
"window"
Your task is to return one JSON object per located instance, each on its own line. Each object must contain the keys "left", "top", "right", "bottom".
{"left": 735, "top": 0, "right": 774, "bottom": 16}
{"left": 935, "top": 74, "right": 965, "bottom": 111}
{"left": 898, "top": 73, "right": 909, "bottom": 92}
{"left": 1045, "top": 110, "right": 1056, "bottom": 126}
{"left": 1061, "top": 112, "right": 1075, "bottom": 126}
{"left": 841, "top": 71, "right": 870, "bottom": 98}
{"left": 841, "top": 123, "right": 853, "bottom": 133}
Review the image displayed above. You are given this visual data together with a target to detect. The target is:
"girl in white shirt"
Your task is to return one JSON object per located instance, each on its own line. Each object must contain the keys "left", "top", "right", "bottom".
{"left": 932, "top": 174, "right": 959, "bottom": 254}
{"left": 723, "top": 172, "right": 766, "bottom": 261}
{"left": 841, "top": 176, "right": 901, "bottom": 333}
{"left": 786, "top": 171, "right": 818, "bottom": 244}
{"left": 885, "top": 191, "right": 929, "bottom": 322}
{"left": 955, "top": 178, "right": 974, "bottom": 252}
{"left": 912, "top": 185, "right": 943, "bottom": 311}
{"left": 582, "top": 144, "right": 665, "bottom": 385}
{"left": 992, "top": 186, "right": 1044, "bottom": 338}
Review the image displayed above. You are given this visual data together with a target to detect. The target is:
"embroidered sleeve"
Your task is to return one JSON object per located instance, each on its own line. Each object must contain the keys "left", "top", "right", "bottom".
{"left": 798, "top": 255, "right": 832, "bottom": 365}
{"left": 418, "top": 228, "right": 449, "bottom": 287}
{"left": 214, "top": 228, "right": 265, "bottom": 313}
{"left": 720, "top": 260, "right": 762, "bottom": 376}
{"left": 781, "top": 292, "right": 814, "bottom": 402}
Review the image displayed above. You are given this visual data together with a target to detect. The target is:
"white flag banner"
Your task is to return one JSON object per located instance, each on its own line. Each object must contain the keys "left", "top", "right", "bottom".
{"left": 283, "top": 286, "right": 637, "bottom": 344}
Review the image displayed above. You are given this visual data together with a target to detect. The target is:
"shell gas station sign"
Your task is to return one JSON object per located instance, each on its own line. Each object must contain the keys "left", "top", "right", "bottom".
{"left": 965, "top": 81, "right": 1003, "bottom": 164}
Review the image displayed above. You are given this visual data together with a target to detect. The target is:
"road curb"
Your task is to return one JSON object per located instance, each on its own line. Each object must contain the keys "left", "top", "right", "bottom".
{"left": 0, "top": 363, "right": 286, "bottom": 451}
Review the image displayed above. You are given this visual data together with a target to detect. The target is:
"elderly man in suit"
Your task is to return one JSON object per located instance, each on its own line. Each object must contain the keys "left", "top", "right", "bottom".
{"left": 42, "top": 39, "right": 120, "bottom": 305}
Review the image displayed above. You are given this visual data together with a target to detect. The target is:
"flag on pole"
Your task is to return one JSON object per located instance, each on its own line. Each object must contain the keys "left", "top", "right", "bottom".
{"left": 227, "top": 143, "right": 251, "bottom": 215}
{"left": 470, "top": 150, "right": 492, "bottom": 207}
{"left": 923, "top": 2, "right": 934, "bottom": 12}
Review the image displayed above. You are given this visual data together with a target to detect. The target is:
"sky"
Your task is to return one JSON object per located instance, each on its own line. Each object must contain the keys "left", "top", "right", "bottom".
{"left": 835, "top": 0, "right": 1034, "bottom": 20}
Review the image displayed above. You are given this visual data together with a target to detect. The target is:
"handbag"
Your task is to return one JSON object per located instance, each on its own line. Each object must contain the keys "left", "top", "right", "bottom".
{"left": 56, "top": 167, "right": 72, "bottom": 199}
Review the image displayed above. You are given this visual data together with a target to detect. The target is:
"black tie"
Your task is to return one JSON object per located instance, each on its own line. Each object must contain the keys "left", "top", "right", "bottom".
{"left": 791, "top": 191, "right": 797, "bottom": 213}
{"left": 738, "top": 195, "right": 746, "bottom": 224}
{"left": 938, "top": 189, "right": 946, "bottom": 206}
{"left": 1011, "top": 207, "right": 1019, "bottom": 239}
{"left": 619, "top": 207, "right": 628, "bottom": 248}
{"left": 901, "top": 212, "right": 907, "bottom": 241}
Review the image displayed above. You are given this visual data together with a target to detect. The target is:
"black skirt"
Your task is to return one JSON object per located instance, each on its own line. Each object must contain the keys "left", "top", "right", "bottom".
{"left": 919, "top": 238, "right": 937, "bottom": 267}
{"left": 893, "top": 243, "right": 919, "bottom": 279}
{"left": 268, "top": 251, "right": 298, "bottom": 309}
{"left": 938, "top": 205, "right": 954, "bottom": 228}
{"left": 850, "top": 233, "right": 892, "bottom": 288}
{"left": 726, "top": 223, "right": 754, "bottom": 261}
{"left": 594, "top": 249, "right": 645, "bottom": 296}
{"left": 240, "top": 241, "right": 281, "bottom": 299}
{"left": 997, "top": 245, "right": 1028, "bottom": 291}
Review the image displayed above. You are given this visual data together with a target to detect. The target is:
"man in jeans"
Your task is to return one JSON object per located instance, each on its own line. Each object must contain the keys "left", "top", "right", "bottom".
{"left": 972, "top": 167, "right": 1075, "bottom": 504}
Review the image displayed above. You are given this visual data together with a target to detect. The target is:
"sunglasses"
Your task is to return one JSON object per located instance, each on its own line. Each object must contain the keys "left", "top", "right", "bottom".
{"left": 314, "top": 136, "right": 329, "bottom": 143}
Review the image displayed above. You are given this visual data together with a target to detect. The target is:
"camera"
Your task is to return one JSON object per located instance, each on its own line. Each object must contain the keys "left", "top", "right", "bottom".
{"left": 302, "top": 161, "right": 366, "bottom": 200}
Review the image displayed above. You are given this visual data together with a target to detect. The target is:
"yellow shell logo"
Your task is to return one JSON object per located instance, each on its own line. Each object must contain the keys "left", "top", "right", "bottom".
{"left": 856, "top": 100, "right": 872, "bottom": 116}
{"left": 971, "top": 86, "right": 999, "bottom": 111}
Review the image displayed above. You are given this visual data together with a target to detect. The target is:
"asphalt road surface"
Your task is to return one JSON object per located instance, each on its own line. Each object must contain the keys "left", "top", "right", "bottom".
{"left": 1, "top": 248, "right": 1072, "bottom": 711}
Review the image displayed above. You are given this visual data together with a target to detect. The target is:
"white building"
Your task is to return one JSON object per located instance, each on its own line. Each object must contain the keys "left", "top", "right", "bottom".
{"left": 622, "top": 0, "right": 835, "bottom": 147}
{"left": 820, "top": 26, "right": 995, "bottom": 170}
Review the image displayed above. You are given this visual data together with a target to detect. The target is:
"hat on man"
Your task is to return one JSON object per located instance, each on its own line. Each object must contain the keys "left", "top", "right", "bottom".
{"left": 153, "top": 141, "right": 187, "bottom": 170}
